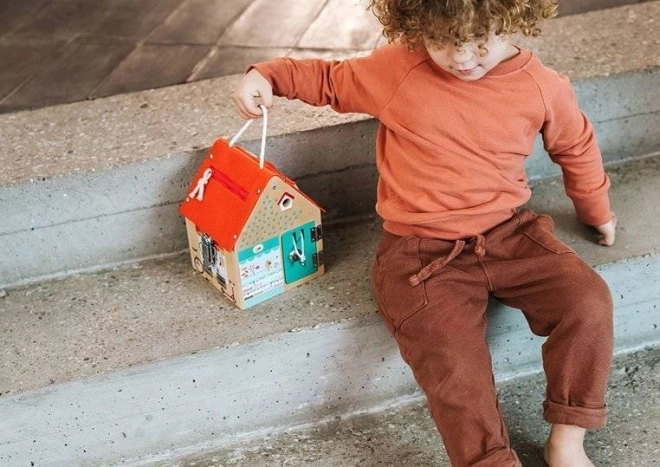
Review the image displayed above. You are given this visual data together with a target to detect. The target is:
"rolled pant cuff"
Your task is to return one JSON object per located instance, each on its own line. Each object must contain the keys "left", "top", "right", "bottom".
{"left": 543, "top": 400, "right": 607, "bottom": 429}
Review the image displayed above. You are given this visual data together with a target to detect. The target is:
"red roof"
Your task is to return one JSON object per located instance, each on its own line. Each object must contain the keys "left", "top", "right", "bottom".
{"left": 179, "top": 138, "right": 319, "bottom": 252}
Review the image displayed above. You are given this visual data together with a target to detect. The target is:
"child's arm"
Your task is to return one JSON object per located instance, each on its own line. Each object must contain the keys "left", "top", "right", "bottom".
{"left": 540, "top": 75, "right": 616, "bottom": 246}
{"left": 231, "top": 58, "right": 382, "bottom": 119}
{"left": 232, "top": 46, "right": 424, "bottom": 120}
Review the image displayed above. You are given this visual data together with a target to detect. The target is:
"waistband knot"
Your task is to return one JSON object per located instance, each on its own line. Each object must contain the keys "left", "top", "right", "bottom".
{"left": 474, "top": 234, "right": 486, "bottom": 257}
{"left": 408, "top": 239, "right": 465, "bottom": 287}
{"left": 408, "top": 234, "right": 486, "bottom": 287}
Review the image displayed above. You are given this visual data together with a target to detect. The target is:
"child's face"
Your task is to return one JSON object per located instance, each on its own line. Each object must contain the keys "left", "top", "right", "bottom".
{"left": 425, "top": 33, "right": 518, "bottom": 81}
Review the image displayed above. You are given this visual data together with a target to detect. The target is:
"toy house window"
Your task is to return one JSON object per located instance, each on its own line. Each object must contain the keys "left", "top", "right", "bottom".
{"left": 278, "top": 193, "right": 295, "bottom": 211}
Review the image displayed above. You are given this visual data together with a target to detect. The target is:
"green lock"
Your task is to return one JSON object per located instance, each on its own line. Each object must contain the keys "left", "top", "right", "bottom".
{"left": 281, "top": 221, "right": 319, "bottom": 284}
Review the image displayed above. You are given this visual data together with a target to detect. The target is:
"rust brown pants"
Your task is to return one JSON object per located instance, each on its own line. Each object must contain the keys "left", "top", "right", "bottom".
{"left": 371, "top": 209, "right": 613, "bottom": 466}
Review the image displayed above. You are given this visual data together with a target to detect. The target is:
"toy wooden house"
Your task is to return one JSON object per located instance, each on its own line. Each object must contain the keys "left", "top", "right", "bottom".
{"left": 179, "top": 127, "right": 324, "bottom": 310}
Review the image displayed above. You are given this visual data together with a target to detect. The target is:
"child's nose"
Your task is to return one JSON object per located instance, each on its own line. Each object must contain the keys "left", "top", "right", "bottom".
{"left": 451, "top": 45, "right": 474, "bottom": 63}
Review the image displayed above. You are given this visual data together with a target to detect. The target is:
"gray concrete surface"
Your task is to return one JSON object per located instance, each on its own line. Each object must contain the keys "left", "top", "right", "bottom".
{"left": 170, "top": 348, "right": 660, "bottom": 467}
{"left": 1, "top": 156, "right": 659, "bottom": 465}
{"left": 0, "top": 307, "right": 657, "bottom": 465}
{"left": 0, "top": 259, "right": 658, "bottom": 465}
{"left": 2, "top": 154, "right": 660, "bottom": 397}
{"left": 1, "top": 2, "right": 659, "bottom": 465}
{"left": 1, "top": 2, "right": 660, "bottom": 288}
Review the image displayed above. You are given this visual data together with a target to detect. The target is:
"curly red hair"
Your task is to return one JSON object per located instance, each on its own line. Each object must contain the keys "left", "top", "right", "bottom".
{"left": 368, "top": 0, "right": 558, "bottom": 49}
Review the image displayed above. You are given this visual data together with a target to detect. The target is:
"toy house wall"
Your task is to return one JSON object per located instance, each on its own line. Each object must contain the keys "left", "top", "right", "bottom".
{"left": 184, "top": 176, "right": 323, "bottom": 310}
{"left": 184, "top": 219, "right": 243, "bottom": 306}
{"left": 237, "top": 176, "right": 324, "bottom": 292}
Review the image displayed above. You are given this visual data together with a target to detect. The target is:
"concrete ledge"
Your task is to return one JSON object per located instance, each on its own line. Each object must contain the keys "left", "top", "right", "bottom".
{"left": 1, "top": 253, "right": 659, "bottom": 465}
{"left": 2, "top": 2, "right": 659, "bottom": 187}
{"left": 1, "top": 155, "right": 660, "bottom": 464}
{"left": 154, "top": 348, "right": 660, "bottom": 466}
{"left": 1, "top": 154, "right": 659, "bottom": 397}
{"left": 1, "top": 1, "right": 659, "bottom": 287}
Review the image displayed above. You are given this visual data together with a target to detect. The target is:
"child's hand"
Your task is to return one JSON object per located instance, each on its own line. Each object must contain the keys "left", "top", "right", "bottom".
{"left": 594, "top": 214, "right": 617, "bottom": 246}
{"left": 232, "top": 69, "right": 273, "bottom": 119}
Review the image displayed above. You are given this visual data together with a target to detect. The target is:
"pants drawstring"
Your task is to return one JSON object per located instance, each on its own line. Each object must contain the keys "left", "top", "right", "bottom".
{"left": 409, "top": 239, "right": 466, "bottom": 287}
{"left": 408, "top": 234, "right": 486, "bottom": 287}
{"left": 474, "top": 234, "right": 486, "bottom": 257}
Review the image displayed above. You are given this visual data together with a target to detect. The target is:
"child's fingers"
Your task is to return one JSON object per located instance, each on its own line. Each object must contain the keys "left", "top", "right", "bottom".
{"left": 595, "top": 214, "right": 617, "bottom": 246}
{"left": 233, "top": 90, "right": 272, "bottom": 119}
{"left": 232, "top": 93, "right": 260, "bottom": 119}
{"left": 259, "top": 86, "right": 273, "bottom": 109}
{"left": 598, "top": 231, "right": 615, "bottom": 246}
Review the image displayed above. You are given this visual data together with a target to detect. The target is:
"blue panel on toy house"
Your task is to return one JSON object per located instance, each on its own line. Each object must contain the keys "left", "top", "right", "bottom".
{"left": 238, "top": 237, "right": 285, "bottom": 308}
{"left": 281, "top": 221, "right": 319, "bottom": 284}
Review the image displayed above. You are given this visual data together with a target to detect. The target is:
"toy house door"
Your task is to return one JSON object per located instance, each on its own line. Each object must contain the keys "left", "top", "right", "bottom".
{"left": 281, "top": 221, "right": 319, "bottom": 284}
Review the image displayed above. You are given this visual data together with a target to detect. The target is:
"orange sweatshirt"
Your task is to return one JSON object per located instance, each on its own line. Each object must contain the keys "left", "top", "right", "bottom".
{"left": 252, "top": 45, "right": 611, "bottom": 239}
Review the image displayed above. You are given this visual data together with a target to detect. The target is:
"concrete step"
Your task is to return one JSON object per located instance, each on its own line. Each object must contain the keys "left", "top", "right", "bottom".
{"left": 165, "top": 348, "right": 660, "bottom": 467}
{"left": 1, "top": 1, "right": 660, "bottom": 288}
{"left": 2, "top": 153, "right": 660, "bottom": 396}
{"left": 1, "top": 3, "right": 660, "bottom": 465}
{"left": 1, "top": 153, "right": 660, "bottom": 465}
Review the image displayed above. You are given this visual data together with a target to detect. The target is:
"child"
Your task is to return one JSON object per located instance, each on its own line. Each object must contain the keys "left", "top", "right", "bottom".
{"left": 232, "top": 0, "right": 616, "bottom": 465}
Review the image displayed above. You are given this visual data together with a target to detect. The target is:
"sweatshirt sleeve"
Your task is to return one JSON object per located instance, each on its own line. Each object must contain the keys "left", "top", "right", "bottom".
{"left": 250, "top": 46, "right": 420, "bottom": 117}
{"left": 540, "top": 73, "right": 612, "bottom": 226}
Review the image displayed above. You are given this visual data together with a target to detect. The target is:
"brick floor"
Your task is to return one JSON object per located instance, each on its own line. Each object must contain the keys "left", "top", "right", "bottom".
{"left": 92, "top": 43, "right": 210, "bottom": 98}
{"left": 0, "top": 42, "right": 64, "bottom": 101}
{"left": 298, "top": 0, "right": 381, "bottom": 50}
{"left": 2, "top": 39, "right": 136, "bottom": 109}
{"left": 0, "top": 0, "right": 653, "bottom": 113}
{"left": 6, "top": 0, "right": 102, "bottom": 41}
{"left": 146, "top": 0, "right": 252, "bottom": 45}
{"left": 91, "top": 0, "right": 184, "bottom": 40}
{"left": 192, "top": 46, "right": 292, "bottom": 80}
{"left": 0, "top": 0, "right": 51, "bottom": 37}
{"left": 217, "top": 0, "right": 327, "bottom": 48}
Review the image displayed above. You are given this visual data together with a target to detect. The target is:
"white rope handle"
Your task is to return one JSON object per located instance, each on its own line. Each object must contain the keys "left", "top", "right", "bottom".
{"left": 228, "top": 104, "right": 268, "bottom": 169}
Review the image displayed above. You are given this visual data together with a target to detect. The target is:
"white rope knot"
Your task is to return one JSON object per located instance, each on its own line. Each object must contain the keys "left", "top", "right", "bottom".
{"left": 189, "top": 167, "right": 213, "bottom": 201}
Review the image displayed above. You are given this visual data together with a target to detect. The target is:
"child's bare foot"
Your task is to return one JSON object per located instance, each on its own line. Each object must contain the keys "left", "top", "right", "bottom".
{"left": 544, "top": 424, "right": 594, "bottom": 467}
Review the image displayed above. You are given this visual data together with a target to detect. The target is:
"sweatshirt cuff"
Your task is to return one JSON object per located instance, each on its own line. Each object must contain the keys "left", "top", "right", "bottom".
{"left": 572, "top": 194, "right": 613, "bottom": 226}
{"left": 249, "top": 61, "right": 287, "bottom": 97}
